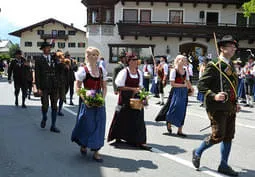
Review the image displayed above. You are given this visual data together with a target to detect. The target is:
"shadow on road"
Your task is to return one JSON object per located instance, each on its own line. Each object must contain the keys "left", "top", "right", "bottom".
{"left": 70, "top": 153, "right": 158, "bottom": 173}
{"left": 162, "top": 132, "right": 209, "bottom": 140}
{"left": 148, "top": 143, "right": 186, "bottom": 155}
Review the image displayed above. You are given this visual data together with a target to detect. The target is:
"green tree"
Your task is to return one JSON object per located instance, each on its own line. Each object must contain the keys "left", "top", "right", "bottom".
{"left": 8, "top": 44, "right": 20, "bottom": 58}
{"left": 243, "top": 0, "right": 255, "bottom": 17}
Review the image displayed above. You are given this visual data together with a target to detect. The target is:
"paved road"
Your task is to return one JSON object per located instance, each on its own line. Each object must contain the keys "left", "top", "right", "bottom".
{"left": 0, "top": 77, "right": 255, "bottom": 177}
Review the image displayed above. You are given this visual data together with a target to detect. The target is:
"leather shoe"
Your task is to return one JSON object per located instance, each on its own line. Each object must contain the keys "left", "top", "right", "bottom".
{"left": 166, "top": 122, "right": 172, "bottom": 134}
{"left": 192, "top": 149, "right": 201, "bottom": 169}
{"left": 139, "top": 144, "right": 152, "bottom": 151}
{"left": 40, "top": 120, "right": 46, "bottom": 128}
{"left": 22, "top": 104, "right": 27, "bottom": 108}
{"left": 80, "top": 146, "right": 87, "bottom": 156}
{"left": 177, "top": 132, "right": 187, "bottom": 137}
{"left": 58, "top": 112, "right": 64, "bottom": 116}
{"left": 50, "top": 127, "right": 60, "bottom": 133}
{"left": 93, "top": 154, "right": 103, "bottom": 163}
{"left": 218, "top": 165, "right": 238, "bottom": 176}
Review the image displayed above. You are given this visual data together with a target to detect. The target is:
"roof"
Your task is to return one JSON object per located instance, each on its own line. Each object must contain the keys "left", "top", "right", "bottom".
{"left": 9, "top": 18, "right": 86, "bottom": 37}
{"left": 82, "top": 0, "right": 248, "bottom": 6}
{"left": 0, "top": 40, "right": 13, "bottom": 48}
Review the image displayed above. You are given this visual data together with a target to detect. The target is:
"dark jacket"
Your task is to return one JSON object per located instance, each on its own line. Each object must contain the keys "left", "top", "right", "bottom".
{"left": 113, "top": 63, "right": 125, "bottom": 92}
{"left": 35, "top": 55, "right": 62, "bottom": 90}
{"left": 8, "top": 57, "right": 29, "bottom": 87}
{"left": 198, "top": 58, "right": 238, "bottom": 112}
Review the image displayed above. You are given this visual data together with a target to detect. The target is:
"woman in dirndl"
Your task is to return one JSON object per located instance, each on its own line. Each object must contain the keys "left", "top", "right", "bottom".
{"left": 107, "top": 53, "right": 151, "bottom": 150}
{"left": 71, "top": 47, "right": 107, "bottom": 162}
{"left": 165, "top": 55, "right": 192, "bottom": 137}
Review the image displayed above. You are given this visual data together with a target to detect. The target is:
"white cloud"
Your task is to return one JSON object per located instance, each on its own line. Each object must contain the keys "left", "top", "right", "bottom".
{"left": 0, "top": 0, "right": 87, "bottom": 30}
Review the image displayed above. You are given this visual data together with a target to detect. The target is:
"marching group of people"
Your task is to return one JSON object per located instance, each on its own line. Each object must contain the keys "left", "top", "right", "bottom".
{"left": 6, "top": 34, "right": 254, "bottom": 176}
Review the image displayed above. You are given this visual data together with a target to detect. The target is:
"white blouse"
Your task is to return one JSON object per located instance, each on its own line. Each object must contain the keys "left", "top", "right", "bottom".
{"left": 169, "top": 68, "right": 189, "bottom": 81}
{"left": 115, "top": 67, "right": 143, "bottom": 88}
{"left": 75, "top": 65, "right": 108, "bottom": 82}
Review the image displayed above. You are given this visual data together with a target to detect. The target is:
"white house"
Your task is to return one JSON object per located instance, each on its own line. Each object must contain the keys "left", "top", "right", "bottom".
{"left": 82, "top": 0, "right": 255, "bottom": 73}
{"left": 0, "top": 39, "right": 13, "bottom": 54}
{"left": 9, "top": 18, "right": 87, "bottom": 62}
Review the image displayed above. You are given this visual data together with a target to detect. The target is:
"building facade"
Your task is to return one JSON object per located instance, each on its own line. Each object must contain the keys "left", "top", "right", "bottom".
{"left": 82, "top": 0, "right": 255, "bottom": 73}
{"left": 9, "top": 18, "right": 87, "bottom": 61}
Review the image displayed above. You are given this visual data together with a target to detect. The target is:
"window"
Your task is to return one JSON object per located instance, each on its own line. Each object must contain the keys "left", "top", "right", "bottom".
{"left": 78, "top": 42, "right": 86, "bottom": 48}
{"left": 249, "top": 13, "right": 255, "bottom": 26}
{"left": 92, "top": 9, "right": 99, "bottom": 24}
{"left": 37, "top": 30, "right": 44, "bottom": 35}
{"left": 68, "top": 30, "right": 76, "bottom": 35}
{"left": 52, "top": 30, "right": 57, "bottom": 37}
{"left": 37, "top": 41, "right": 44, "bottom": 47}
{"left": 58, "top": 30, "right": 66, "bottom": 36}
{"left": 58, "top": 42, "right": 65, "bottom": 48}
{"left": 169, "top": 10, "right": 183, "bottom": 24}
{"left": 206, "top": 12, "right": 218, "bottom": 25}
{"left": 68, "top": 42, "right": 76, "bottom": 48}
{"left": 109, "top": 45, "right": 152, "bottom": 63}
{"left": 140, "top": 10, "right": 151, "bottom": 24}
{"left": 236, "top": 13, "right": 247, "bottom": 26}
{"left": 123, "top": 9, "right": 138, "bottom": 23}
{"left": 25, "top": 42, "right": 32, "bottom": 47}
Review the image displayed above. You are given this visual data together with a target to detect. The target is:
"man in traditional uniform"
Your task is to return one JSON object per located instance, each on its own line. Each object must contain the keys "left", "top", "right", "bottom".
{"left": 112, "top": 54, "right": 126, "bottom": 94}
{"left": 192, "top": 35, "right": 240, "bottom": 176}
{"left": 8, "top": 50, "right": 29, "bottom": 108}
{"left": 35, "top": 42, "right": 61, "bottom": 133}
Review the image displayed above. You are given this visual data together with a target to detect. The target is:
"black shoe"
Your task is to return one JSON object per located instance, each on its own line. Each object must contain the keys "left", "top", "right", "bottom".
{"left": 154, "top": 95, "right": 160, "bottom": 98}
{"left": 218, "top": 165, "right": 238, "bottom": 176}
{"left": 160, "top": 102, "right": 164, "bottom": 106}
{"left": 192, "top": 149, "right": 201, "bottom": 169}
{"left": 156, "top": 101, "right": 161, "bottom": 105}
{"left": 58, "top": 112, "right": 64, "bottom": 116}
{"left": 139, "top": 144, "right": 152, "bottom": 151}
{"left": 115, "top": 139, "right": 123, "bottom": 143}
{"left": 28, "top": 95, "right": 31, "bottom": 100}
{"left": 15, "top": 101, "right": 18, "bottom": 106}
{"left": 199, "top": 104, "right": 204, "bottom": 107}
{"left": 22, "top": 104, "right": 27, "bottom": 108}
{"left": 93, "top": 154, "right": 103, "bottom": 163}
{"left": 80, "top": 146, "right": 87, "bottom": 156}
{"left": 249, "top": 105, "right": 254, "bottom": 108}
{"left": 50, "top": 127, "right": 60, "bottom": 133}
{"left": 244, "top": 104, "right": 250, "bottom": 107}
{"left": 70, "top": 101, "right": 74, "bottom": 105}
{"left": 166, "top": 122, "right": 172, "bottom": 134}
{"left": 177, "top": 132, "right": 187, "bottom": 138}
{"left": 40, "top": 120, "right": 46, "bottom": 128}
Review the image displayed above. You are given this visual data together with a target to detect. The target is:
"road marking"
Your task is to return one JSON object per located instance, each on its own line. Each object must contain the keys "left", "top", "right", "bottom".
{"left": 236, "top": 123, "right": 255, "bottom": 129}
{"left": 151, "top": 148, "right": 226, "bottom": 177}
{"left": 63, "top": 106, "right": 226, "bottom": 177}
{"left": 63, "top": 107, "right": 77, "bottom": 116}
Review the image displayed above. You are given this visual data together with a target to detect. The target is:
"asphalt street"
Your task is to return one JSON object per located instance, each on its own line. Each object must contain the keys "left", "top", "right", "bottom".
{"left": 0, "top": 77, "right": 255, "bottom": 177}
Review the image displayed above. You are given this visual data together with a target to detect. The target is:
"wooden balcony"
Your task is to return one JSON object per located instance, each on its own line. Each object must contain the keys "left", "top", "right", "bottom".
{"left": 40, "top": 34, "right": 68, "bottom": 40}
{"left": 117, "top": 21, "right": 255, "bottom": 43}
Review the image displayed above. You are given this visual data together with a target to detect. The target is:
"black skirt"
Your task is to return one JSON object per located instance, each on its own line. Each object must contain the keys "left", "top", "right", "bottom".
{"left": 107, "top": 105, "right": 146, "bottom": 145}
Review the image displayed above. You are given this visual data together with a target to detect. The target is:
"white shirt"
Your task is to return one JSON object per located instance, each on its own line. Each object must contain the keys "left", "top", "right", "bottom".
{"left": 75, "top": 65, "right": 107, "bottom": 82}
{"left": 219, "top": 56, "right": 230, "bottom": 65}
{"left": 184, "top": 63, "right": 193, "bottom": 76}
{"left": 169, "top": 68, "right": 189, "bottom": 81}
{"left": 142, "top": 64, "right": 153, "bottom": 75}
{"left": 115, "top": 67, "right": 143, "bottom": 88}
{"left": 162, "top": 63, "right": 169, "bottom": 75}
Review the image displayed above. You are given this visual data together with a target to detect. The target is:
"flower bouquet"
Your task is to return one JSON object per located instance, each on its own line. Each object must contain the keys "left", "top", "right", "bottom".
{"left": 78, "top": 88, "right": 104, "bottom": 107}
{"left": 130, "top": 89, "right": 150, "bottom": 110}
{"left": 138, "top": 88, "right": 150, "bottom": 106}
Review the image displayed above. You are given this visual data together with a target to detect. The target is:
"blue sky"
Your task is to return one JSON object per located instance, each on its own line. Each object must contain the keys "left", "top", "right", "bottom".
{"left": 0, "top": 0, "right": 86, "bottom": 45}
{"left": 0, "top": 17, "right": 21, "bottom": 44}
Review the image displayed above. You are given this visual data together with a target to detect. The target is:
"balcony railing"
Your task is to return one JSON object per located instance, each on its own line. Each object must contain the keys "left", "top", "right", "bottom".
{"left": 117, "top": 21, "right": 255, "bottom": 42}
{"left": 40, "top": 34, "right": 68, "bottom": 40}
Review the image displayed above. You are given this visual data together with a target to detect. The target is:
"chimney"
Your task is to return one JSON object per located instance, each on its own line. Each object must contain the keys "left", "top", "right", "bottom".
{"left": 71, "top": 23, "right": 73, "bottom": 27}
